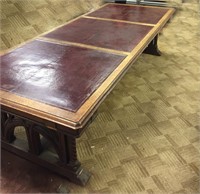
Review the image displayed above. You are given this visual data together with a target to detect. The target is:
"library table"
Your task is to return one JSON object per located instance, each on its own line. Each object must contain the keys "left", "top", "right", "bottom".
{"left": 0, "top": 3, "right": 174, "bottom": 185}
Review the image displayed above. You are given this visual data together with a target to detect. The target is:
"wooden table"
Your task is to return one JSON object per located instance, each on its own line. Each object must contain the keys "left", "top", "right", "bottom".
{"left": 0, "top": 3, "right": 174, "bottom": 185}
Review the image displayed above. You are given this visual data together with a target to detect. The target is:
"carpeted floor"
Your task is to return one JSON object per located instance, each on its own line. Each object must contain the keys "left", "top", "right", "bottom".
{"left": 1, "top": 0, "right": 200, "bottom": 193}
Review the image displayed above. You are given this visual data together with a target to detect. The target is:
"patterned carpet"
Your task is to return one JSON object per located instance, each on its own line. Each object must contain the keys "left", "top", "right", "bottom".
{"left": 0, "top": 0, "right": 103, "bottom": 50}
{"left": 1, "top": 0, "right": 200, "bottom": 193}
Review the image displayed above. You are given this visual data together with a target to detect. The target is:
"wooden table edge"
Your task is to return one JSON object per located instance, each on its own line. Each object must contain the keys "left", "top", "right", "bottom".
{"left": 0, "top": 6, "right": 175, "bottom": 131}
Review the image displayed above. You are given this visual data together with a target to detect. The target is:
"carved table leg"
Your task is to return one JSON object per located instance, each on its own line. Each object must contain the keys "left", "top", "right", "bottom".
{"left": 58, "top": 133, "right": 91, "bottom": 185}
{"left": 1, "top": 112, "right": 8, "bottom": 138}
{"left": 1, "top": 110, "right": 91, "bottom": 186}
{"left": 143, "top": 34, "right": 161, "bottom": 56}
{"left": 26, "top": 126, "right": 42, "bottom": 155}
{"left": 2, "top": 113, "right": 19, "bottom": 143}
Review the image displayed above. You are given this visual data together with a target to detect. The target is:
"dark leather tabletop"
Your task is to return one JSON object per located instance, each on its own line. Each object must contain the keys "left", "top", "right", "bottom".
{"left": 87, "top": 4, "right": 169, "bottom": 24}
{"left": 1, "top": 40, "right": 125, "bottom": 112}
{"left": 0, "top": 4, "right": 173, "bottom": 115}
{"left": 44, "top": 18, "right": 152, "bottom": 52}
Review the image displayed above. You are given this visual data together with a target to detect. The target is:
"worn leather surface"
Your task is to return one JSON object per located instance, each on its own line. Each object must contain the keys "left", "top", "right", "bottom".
{"left": 88, "top": 4, "right": 169, "bottom": 24}
{"left": 44, "top": 18, "right": 152, "bottom": 52}
{"left": 0, "top": 40, "right": 125, "bottom": 112}
{"left": 0, "top": 4, "right": 170, "bottom": 112}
